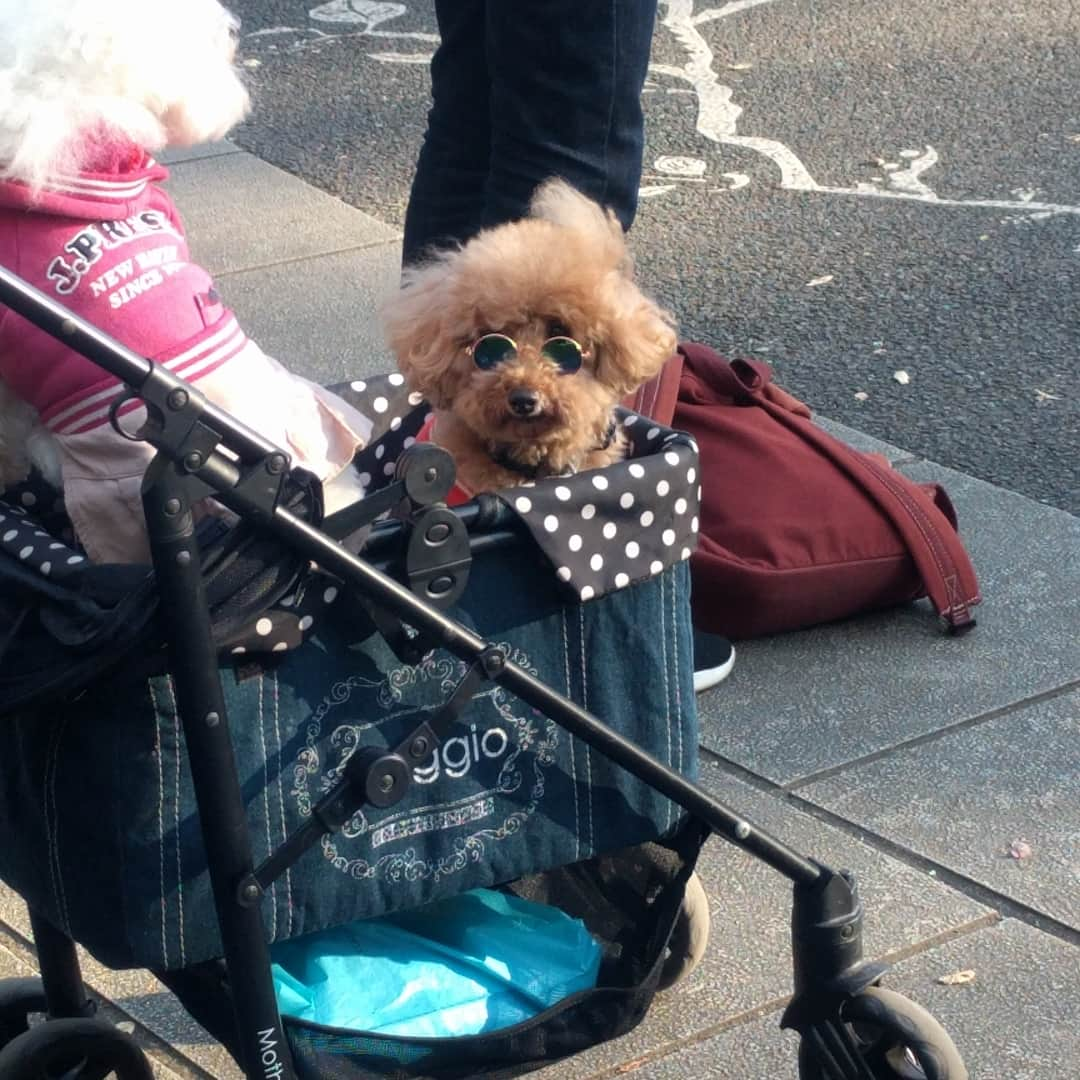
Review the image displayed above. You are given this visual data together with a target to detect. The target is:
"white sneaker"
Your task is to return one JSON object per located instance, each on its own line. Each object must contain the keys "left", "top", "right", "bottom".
{"left": 693, "top": 632, "right": 735, "bottom": 694}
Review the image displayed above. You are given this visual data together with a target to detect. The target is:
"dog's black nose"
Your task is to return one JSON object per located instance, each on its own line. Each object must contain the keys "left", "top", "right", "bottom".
{"left": 508, "top": 389, "right": 540, "bottom": 417}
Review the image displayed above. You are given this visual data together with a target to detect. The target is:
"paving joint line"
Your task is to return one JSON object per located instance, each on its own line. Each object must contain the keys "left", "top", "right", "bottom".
{"left": 212, "top": 236, "right": 403, "bottom": 283}
{"left": 165, "top": 148, "right": 242, "bottom": 167}
{"left": 870, "top": 911, "right": 1001, "bottom": 965}
{"left": 586, "top": 993, "right": 794, "bottom": 1080}
{"left": 779, "top": 677, "right": 1080, "bottom": 791}
{"left": 697, "top": 742, "right": 1080, "bottom": 948}
{"left": 698, "top": 742, "right": 786, "bottom": 796}
{"left": 780, "top": 792, "right": 1080, "bottom": 948}
{"left": 586, "top": 914, "right": 997, "bottom": 1080}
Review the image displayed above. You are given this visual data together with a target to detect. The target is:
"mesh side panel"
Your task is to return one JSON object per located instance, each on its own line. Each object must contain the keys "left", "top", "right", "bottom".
{"left": 280, "top": 821, "right": 706, "bottom": 1080}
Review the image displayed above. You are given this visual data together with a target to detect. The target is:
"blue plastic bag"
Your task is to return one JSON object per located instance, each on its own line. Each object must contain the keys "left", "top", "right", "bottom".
{"left": 271, "top": 889, "right": 601, "bottom": 1038}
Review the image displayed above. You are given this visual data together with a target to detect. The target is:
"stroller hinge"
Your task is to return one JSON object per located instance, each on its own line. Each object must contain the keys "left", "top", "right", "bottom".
{"left": 323, "top": 442, "right": 459, "bottom": 540}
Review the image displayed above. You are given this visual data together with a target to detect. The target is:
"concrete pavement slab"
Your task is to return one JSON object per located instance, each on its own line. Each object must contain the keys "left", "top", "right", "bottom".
{"left": 800, "top": 689, "right": 1080, "bottom": 931}
{"left": 531, "top": 760, "right": 992, "bottom": 1078}
{"left": 631, "top": 919, "right": 1079, "bottom": 1080}
{"left": 0, "top": 884, "right": 239, "bottom": 1079}
{"left": 213, "top": 242, "right": 401, "bottom": 388}
{"left": 697, "top": 462, "right": 1080, "bottom": 785}
{"left": 0, "top": 922, "right": 208, "bottom": 1078}
{"left": 163, "top": 152, "right": 399, "bottom": 277}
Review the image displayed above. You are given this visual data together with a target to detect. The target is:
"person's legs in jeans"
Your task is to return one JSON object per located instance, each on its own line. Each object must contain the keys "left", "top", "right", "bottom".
{"left": 402, "top": 0, "right": 491, "bottom": 265}
{"left": 483, "top": 0, "right": 658, "bottom": 232}
{"left": 404, "top": 0, "right": 658, "bottom": 264}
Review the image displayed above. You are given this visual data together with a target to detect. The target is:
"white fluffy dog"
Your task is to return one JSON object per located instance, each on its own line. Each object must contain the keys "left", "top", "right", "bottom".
{"left": 0, "top": 0, "right": 370, "bottom": 562}
{"left": 0, "top": 0, "right": 251, "bottom": 190}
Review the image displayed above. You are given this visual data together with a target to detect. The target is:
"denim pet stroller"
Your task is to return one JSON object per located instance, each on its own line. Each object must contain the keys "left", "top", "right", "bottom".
{"left": 0, "top": 265, "right": 969, "bottom": 1080}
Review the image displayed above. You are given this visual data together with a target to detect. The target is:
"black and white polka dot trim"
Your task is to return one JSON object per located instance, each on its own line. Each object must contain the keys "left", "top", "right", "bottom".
{"left": 0, "top": 500, "right": 86, "bottom": 579}
{"left": 335, "top": 375, "right": 700, "bottom": 603}
{"left": 334, "top": 372, "right": 430, "bottom": 493}
{"left": 500, "top": 411, "right": 699, "bottom": 602}
{"left": 1, "top": 471, "right": 77, "bottom": 548}
{"left": 3, "top": 372, "right": 699, "bottom": 669}
{"left": 221, "top": 579, "right": 343, "bottom": 657}
{"left": 223, "top": 372, "right": 421, "bottom": 652}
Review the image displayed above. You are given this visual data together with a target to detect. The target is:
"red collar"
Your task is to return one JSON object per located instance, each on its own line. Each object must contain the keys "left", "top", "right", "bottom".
{"left": 416, "top": 416, "right": 473, "bottom": 506}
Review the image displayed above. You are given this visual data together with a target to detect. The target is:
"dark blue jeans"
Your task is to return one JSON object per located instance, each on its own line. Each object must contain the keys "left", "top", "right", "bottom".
{"left": 402, "top": 0, "right": 658, "bottom": 264}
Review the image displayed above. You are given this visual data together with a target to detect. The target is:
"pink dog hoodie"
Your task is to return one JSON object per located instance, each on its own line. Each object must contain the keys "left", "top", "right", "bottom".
{"left": 0, "top": 143, "right": 371, "bottom": 562}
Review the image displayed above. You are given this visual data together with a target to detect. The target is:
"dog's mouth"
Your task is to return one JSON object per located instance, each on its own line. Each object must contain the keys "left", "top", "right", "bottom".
{"left": 504, "top": 410, "right": 552, "bottom": 425}
{"left": 498, "top": 410, "right": 559, "bottom": 436}
{"left": 491, "top": 388, "right": 562, "bottom": 434}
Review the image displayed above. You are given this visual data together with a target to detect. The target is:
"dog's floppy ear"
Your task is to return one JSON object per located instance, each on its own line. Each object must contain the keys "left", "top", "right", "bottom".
{"left": 593, "top": 277, "right": 679, "bottom": 399}
{"left": 381, "top": 256, "right": 470, "bottom": 410}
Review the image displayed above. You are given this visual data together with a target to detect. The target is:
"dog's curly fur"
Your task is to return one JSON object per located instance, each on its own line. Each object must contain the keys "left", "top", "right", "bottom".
{"left": 382, "top": 180, "right": 678, "bottom": 495}
{"left": 0, "top": 0, "right": 251, "bottom": 494}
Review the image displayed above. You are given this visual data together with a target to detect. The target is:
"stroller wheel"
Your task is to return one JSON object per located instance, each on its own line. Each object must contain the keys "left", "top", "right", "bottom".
{"left": 0, "top": 1016, "right": 154, "bottom": 1080}
{"left": 0, "top": 978, "right": 48, "bottom": 1050}
{"left": 658, "top": 871, "right": 710, "bottom": 990}
{"left": 797, "top": 986, "right": 968, "bottom": 1080}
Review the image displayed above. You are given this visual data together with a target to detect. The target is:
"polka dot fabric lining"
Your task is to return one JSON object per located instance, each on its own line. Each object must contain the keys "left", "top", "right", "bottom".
{"left": 0, "top": 474, "right": 336, "bottom": 660}
{"left": 0, "top": 495, "right": 86, "bottom": 581}
{"left": 336, "top": 374, "right": 701, "bottom": 604}
{"left": 222, "top": 578, "right": 344, "bottom": 659}
{"left": 338, "top": 372, "right": 430, "bottom": 494}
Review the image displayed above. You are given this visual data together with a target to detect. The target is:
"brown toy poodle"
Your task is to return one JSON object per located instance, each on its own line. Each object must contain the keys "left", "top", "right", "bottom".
{"left": 382, "top": 179, "right": 677, "bottom": 501}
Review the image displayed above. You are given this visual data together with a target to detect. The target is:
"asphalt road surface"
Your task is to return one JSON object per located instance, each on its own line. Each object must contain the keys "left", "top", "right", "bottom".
{"left": 228, "top": 0, "right": 1080, "bottom": 513}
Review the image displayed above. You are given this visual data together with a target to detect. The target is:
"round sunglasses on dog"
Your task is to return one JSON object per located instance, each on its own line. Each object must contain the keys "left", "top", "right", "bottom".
{"left": 467, "top": 332, "right": 591, "bottom": 374}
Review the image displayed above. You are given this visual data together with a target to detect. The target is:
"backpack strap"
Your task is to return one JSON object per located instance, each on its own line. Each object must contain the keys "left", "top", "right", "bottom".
{"left": 723, "top": 358, "right": 980, "bottom": 632}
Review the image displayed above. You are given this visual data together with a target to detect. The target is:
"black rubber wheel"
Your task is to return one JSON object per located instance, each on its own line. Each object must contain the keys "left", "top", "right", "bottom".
{"left": 0, "top": 979, "right": 48, "bottom": 1050}
{"left": 798, "top": 986, "right": 968, "bottom": 1080}
{"left": 0, "top": 1017, "right": 154, "bottom": 1080}
{"left": 658, "top": 871, "right": 711, "bottom": 990}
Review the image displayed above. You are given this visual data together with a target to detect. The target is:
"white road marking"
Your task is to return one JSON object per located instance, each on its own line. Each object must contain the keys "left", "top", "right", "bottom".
{"left": 370, "top": 52, "right": 434, "bottom": 64}
{"left": 654, "top": 0, "right": 1080, "bottom": 218}
{"left": 245, "top": 3, "right": 436, "bottom": 55}
{"left": 310, "top": 1, "right": 406, "bottom": 29}
{"left": 245, "top": 0, "right": 1080, "bottom": 227}
{"left": 655, "top": 155, "right": 708, "bottom": 176}
{"left": 692, "top": 0, "right": 782, "bottom": 25}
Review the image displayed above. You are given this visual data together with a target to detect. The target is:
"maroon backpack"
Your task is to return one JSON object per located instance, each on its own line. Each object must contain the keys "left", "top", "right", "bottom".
{"left": 633, "top": 343, "right": 981, "bottom": 640}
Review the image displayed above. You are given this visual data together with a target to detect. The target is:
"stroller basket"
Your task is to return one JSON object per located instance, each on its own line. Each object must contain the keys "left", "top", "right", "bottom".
{"left": 158, "top": 822, "right": 706, "bottom": 1080}
{"left": 0, "top": 265, "right": 971, "bottom": 1080}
